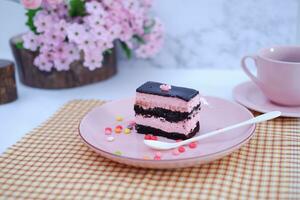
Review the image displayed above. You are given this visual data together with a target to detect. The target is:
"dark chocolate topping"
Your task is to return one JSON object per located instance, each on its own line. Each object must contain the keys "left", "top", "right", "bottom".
{"left": 136, "top": 81, "right": 199, "bottom": 101}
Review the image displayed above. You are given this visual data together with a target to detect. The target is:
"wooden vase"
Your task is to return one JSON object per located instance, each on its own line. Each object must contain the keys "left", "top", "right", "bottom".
{"left": 10, "top": 35, "right": 117, "bottom": 89}
{"left": 0, "top": 60, "right": 17, "bottom": 104}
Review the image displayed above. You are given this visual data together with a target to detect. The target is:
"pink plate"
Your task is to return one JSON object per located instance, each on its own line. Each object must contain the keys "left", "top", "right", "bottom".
{"left": 233, "top": 82, "right": 300, "bottom": 118}
{"left": 79, "top": 96, "right": 255, "bottom": 169}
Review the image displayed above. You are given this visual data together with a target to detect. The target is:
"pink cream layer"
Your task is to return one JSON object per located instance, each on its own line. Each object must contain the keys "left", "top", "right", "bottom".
{"left": 135, "top": 111, "right": 200, "bottom": 135}
{"left": 135, "top": 93, "right": 201, "bottom": 113}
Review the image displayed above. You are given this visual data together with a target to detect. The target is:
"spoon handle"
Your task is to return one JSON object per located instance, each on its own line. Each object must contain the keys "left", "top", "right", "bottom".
{"left": 178, "top": 111, "right": 281, "bottom": 146}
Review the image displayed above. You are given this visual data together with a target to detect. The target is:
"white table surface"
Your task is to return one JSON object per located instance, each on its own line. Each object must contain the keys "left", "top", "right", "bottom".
{"left": 0, "top": 62, "right": 249, "bottom": 154}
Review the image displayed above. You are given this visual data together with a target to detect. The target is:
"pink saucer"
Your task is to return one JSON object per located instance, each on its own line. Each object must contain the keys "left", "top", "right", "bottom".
{"left": 233, "top": 82, "right": 300, "bottom": 118}
{"left": 79, "top": 96, "right": 255, "bottom": 169}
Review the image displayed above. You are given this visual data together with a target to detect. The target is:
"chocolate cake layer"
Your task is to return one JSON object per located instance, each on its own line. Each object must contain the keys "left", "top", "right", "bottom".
{"left": 136, "top": 81, "right": 199, "bottom": 101}
{"left": 135, "top": 122, "right": 200, "bottom": 140}
{"left": 134, "top": 103, "right": 201, "bottom": 122}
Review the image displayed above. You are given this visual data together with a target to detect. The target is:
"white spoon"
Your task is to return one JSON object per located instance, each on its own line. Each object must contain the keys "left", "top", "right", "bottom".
{"left": 144, "top": 111, "right": 281, "bottom": 150}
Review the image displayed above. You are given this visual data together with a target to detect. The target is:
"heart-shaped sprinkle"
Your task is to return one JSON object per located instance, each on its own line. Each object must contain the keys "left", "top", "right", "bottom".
{"left": 178, "top": 146, "right": 185, "bottom": 153}
{"left": 154, "top": 155, "right": 161, "bottom": 160}
{"left": 105, "top": 127, "right": 112, "bottom": 135}
{"left": 151, "top": 135, "right": 158, "bottom": 140}
{"left": 160, "top": 84, "right": 171, "bottom": 92}
{"left": 155, "top": 151, "right": 162, "bottom": 157}
{"left": 144, "top": 134, "right": 152, "bottom": 140}
{"left": 188, "top": 142, "right": 197, "bottom": 149}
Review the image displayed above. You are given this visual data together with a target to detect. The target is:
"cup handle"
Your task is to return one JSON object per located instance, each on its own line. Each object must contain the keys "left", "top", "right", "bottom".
{"left": 241, "top": 55, "right": 261, "bottom": 86}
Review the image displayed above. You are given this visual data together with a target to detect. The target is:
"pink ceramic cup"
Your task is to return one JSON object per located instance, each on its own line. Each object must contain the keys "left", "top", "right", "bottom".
{"left": 241, "top": 46, "right": 300, "bottom": 106}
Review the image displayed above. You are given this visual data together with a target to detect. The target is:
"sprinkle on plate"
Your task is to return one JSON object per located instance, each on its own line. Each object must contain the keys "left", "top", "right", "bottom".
{"left": 188, "top": 142, "right": 197, "bottom": 149}
{"left": 114, "top": 151, "right": 122, "bottom": 156}
{"left": 116, "top": 116, "right": 123, "bottom": 122}
{"left": 178, "top": 146, "right": 185, "bottom": 153}
{"left": 124, "top": 128, "right": 131, "bottom": 134}
{"left": 115, "top": 125, "right": 123, "bottom": 133}
{"left": 143, "top": 155, "right": 151, "bottom": 160}
{"left": 106, "top": 136, "right": 115, "bottom": 142}
{"left": 105, "top": 127, "right": 112, "bottom": 135}
{"left": 154, "top": 155, "right": 161, "bottom": 160}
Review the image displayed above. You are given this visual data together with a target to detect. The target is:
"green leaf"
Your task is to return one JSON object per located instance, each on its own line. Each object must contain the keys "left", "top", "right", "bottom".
{"left": 120, "top": 41, "right": 132, "bottom": 59}
{"left": 15, "top": 41, "right": 24, "bottom": 49}
{"left": 69, "top": 0, "right": 85, "bottom": 17}
{"left": 133, "top": 35, "right": 145, "bottom": 44}
{"left": 25, "top": 8, "right": 41, "bottom": 34}
{"left": 144, "top": 19, "right": 156, "bottom": 34}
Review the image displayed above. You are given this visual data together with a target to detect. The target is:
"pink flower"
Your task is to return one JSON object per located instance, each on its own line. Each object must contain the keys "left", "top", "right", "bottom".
{"left": 119, "top": 23, "right": 133, "bottom": 42}
{"left": 130, "top": 11, "right": 145, "bottom": 34}
{"left": 34, "top": 12, "right": 54, "bottom": 33}
{"left": 53, "top": 3, "right": 68, "bottom": 18}
{"left": 21, "top": 0, "right": 42, "bottom": 9}
{"left": 23, "top": 0, "right": 164, "bottom": 72}
{"left": 34, "top": 54, "right": 53, "bottom": 72}
{"left": 135, "top": 18, "right": 164, "bottom": 58}
{"left": 54, "top": 43, "right": 80, "bottom": 62}
{"left": 107, "top": 24, "right": 122, "bottom": 41}
{"left": 109, "top": 9, "right": 128, "bottom": 24}
{"left": 66, "top": 23, "right": 90, "bottom": 44}
{"left": 91, "top": 27, "right": 109, "bottom": 41}
{"left": 44, "top": 51, "right": 54, "bottom": 59}
{"left": 64, "top": 43, "right": 80, "bottom": 62}
{"left": 97, "top": 40, "right": 113, "bottom": 51}
{"left": 78, "top": 38, "right": 98, "bottom": 52}
{"left": 142, "top": 0, "right": 153, "bottom": 9}
{"left": 37, "top": 35, "right": 50, "bottom": 53}
{"left": 54, "top": 20, "right": 67, "bottom": 37}
{"left": 90, "top": 28, "right": 113, "bottom": 51}
{"left": 103, "top": 0, "right": 122, "bottom": 9}
{"left": 47, "top": 0, "right": 64, "bottom": 6}
{"left": 43, "top": 29, "right": 64, "bottom": 48}
{"left": 83, "top": 49, "right": 103, "bottom": 70}
{"left": 54, "top": 58, "right": 72, "bottom": 71}
{"left": 123, "top": 0, "right": 140, "bottom": 12}
{"left": 135, "top": 38, "right": 163, "bottom": 58}
{"left": 22, "top": 31, "right": 39, "bottom": 51}
{"left": 85, "top": 15, "right": 106, "bottom": 29}
{"left": 86, "top": 1, "right": 106, "bottom": 16}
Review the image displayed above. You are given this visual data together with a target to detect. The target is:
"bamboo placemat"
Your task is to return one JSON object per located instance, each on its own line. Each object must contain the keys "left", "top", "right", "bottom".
{"left": 0, "top": 100, "right": 299, "bottom": 199}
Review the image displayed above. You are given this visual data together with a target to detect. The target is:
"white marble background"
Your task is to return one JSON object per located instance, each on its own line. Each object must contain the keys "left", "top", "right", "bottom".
{"left": 0, "top": 0, "right": 298, "bottom": 69}
{"left": 149, "top": 0, "right": 298, "bottom": 69}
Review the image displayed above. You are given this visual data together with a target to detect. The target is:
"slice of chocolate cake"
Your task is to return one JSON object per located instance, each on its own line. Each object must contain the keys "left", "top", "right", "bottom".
{"left": 134, "top": 81, "right": 201, "bottom": 140}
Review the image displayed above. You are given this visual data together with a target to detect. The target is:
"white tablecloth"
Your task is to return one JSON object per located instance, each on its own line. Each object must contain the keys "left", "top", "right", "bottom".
{"left": 0, "top": 62, "right": 249, "bottom": 154}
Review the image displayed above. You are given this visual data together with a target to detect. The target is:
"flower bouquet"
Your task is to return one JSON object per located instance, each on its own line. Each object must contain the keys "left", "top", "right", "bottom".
{"left": 10, "top": 0, "right": 163, "bottom": 88}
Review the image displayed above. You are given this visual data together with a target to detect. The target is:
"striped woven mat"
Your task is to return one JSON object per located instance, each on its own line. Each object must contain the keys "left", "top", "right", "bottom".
{"left": 0, "top": 100, "right": 299, "bottom": 199}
